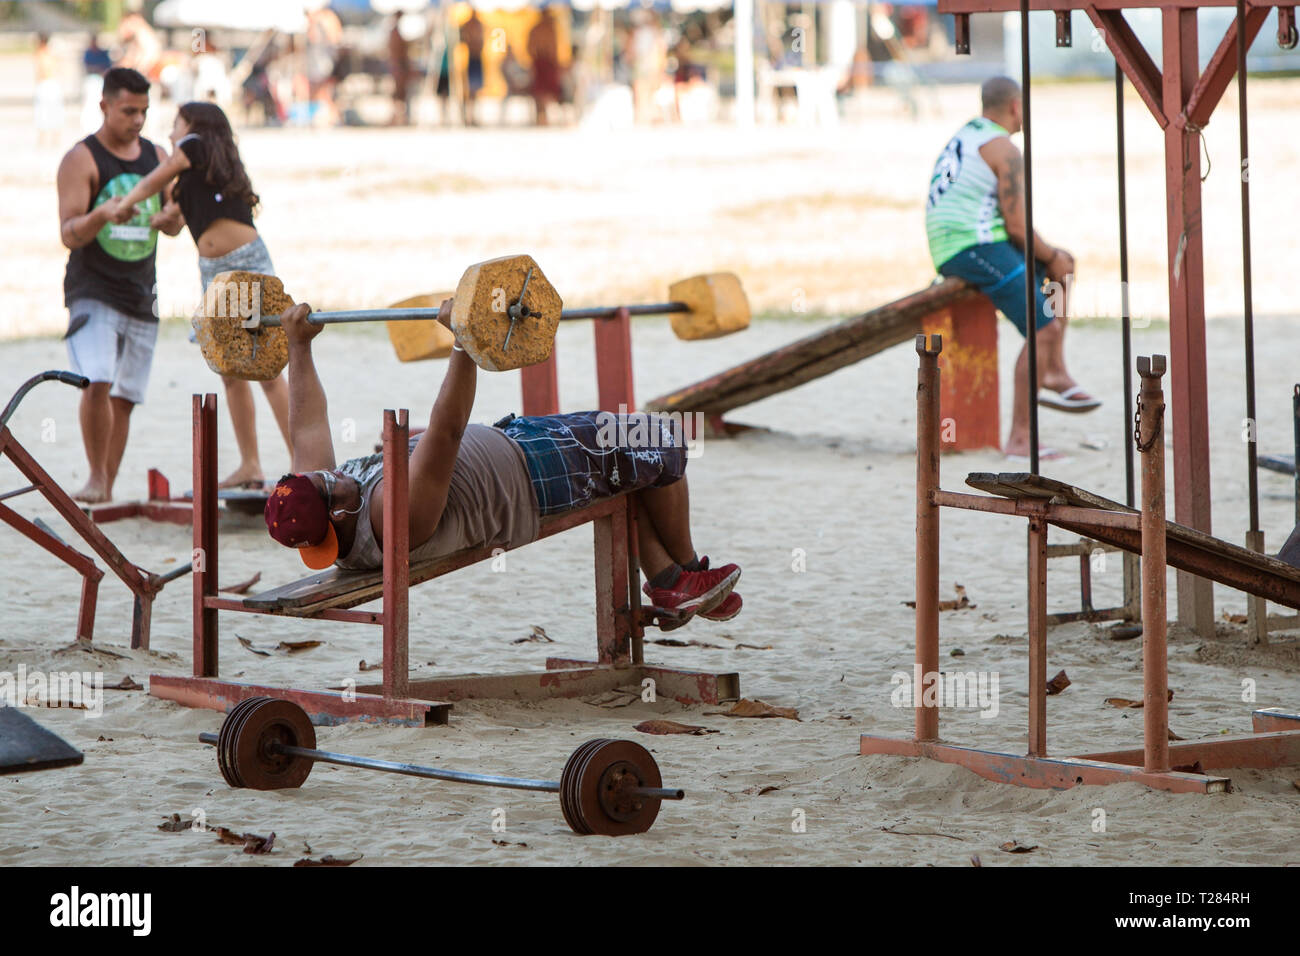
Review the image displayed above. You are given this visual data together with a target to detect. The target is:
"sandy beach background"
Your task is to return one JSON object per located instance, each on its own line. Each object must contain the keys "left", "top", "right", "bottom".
{"left": 1, "top": 60, "right": 1298, "bottom": 865}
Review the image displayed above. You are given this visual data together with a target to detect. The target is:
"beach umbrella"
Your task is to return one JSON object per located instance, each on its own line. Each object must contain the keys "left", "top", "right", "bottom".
{"left": 152, "top": 0, "right": 312, "bottom": 33}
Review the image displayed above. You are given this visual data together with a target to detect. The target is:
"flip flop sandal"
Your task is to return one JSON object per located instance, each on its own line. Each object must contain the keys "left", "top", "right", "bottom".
{"left": 1038, "top": 386, "right": 1102, "bottom": 413}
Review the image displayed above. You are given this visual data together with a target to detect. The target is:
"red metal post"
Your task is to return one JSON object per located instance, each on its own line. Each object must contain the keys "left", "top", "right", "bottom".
{"left": 1163, "top": 9, "right": 1215, "bottom": 638}
{"left": 594, "top": 307, "right": 636, "bottom": 413}
{"left": 922, "top": 293, "right": 1000, "bottom": 452}
{"left": 627, "top": 495, "right": 645, "bottom": 666}
{"left": 147, "top": 468, "right": 170, "bottom": 502}
{"left": 77, "top": 575, "right": 98, "bottom": 642}
{"left": 915, "top": 334, "right": 942, "bottom": 742}
{"left": 194, "top": 394, "right": 219, "bottom": 676}
{"left": 520, "top": 352, "right": 561, "bottom": 416}
{"left": 592, "top": 505, "right": 631, "bottom": 666}
{"left": 1138, "top": 356, "right": 1171, "bottom": 772}
{"left": 1027, "top": 517, "right": 1048, "bottom": 756}
{"left": 382, "top": 409, "right": 410, "bottom": 700}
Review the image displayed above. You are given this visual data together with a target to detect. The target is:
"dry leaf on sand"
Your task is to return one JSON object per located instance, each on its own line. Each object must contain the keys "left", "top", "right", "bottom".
{"left": 1045, "top": 670, "right": 1071, "bottom": 696}
{"left": 634, "top": 720, "right": 718, "bottom": 736}
{"left": 999, "top": 840, "right": 1037, "bottom": 854}
{"left": 704, "top": 698, "right": 800, "bottom": 721}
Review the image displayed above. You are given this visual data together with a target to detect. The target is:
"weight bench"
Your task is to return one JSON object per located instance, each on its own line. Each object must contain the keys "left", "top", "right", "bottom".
{"left": 149, "top": 394, "right": 741, "bottom": 726}
{"left": 859, "top": 338, "right": 1300, "bottom": 794}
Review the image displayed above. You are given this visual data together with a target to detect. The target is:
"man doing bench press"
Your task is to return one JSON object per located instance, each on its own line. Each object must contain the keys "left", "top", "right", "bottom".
{"left": 262, "top": 299, "right": 741, "bottom": 628}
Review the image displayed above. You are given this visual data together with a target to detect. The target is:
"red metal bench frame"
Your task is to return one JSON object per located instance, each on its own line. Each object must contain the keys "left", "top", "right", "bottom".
{"left": 149, "top": 393, "right": 740, "bottom": 726}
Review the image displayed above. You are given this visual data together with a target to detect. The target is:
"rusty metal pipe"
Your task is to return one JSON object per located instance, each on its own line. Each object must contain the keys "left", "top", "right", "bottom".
{"left": 915, "top": 334, "right": 942, "bottom": 742}
{"left": 1137, "top": 355, "right": 1170, "bottom": 773}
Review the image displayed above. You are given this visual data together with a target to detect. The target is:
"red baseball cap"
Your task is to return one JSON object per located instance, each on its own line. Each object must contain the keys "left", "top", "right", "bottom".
{"left": 264, "top": 474, "right": 339, "bottom": 570}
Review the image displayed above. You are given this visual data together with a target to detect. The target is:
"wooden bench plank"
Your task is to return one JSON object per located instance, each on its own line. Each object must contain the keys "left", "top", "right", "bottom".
{"left": 965, "top": 472, "right": 1134, "bottom": 512}
{"left": 241, "top": 495, "right": 625, "bottom": 616}
{"left": 961, "top": 471, "right": 1300, "bottom": 601}
{"left": 646, "top": 278, "right": 978, "bottom": 416}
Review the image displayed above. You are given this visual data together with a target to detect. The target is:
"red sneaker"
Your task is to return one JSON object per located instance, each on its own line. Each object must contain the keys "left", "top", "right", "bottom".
{"left": 643, "top": 563, "right": 740, "bottom": 628}
{"left": 694, "top": 556, "right": 742, "bottom": 621}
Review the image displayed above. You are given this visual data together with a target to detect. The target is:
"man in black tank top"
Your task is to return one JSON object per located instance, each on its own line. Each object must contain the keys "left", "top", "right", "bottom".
{"left": 56, "top": 67, "right": 183, "bottom": 503}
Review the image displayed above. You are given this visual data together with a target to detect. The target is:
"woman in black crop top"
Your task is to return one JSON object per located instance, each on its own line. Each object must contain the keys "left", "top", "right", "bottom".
{"left": 111, "top": 102, "right": 291, "bottom": 489}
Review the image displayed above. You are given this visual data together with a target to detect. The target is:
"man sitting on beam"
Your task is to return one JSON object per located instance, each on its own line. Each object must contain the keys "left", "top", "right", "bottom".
{"left": 925, "top": 75, "right": 1100, "bottom": 459}
{"left": 262, "top": 300, "right": 741, "bottom": 628}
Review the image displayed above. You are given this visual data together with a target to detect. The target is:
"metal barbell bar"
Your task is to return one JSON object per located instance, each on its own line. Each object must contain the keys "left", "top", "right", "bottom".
{"left": 200, "top": 697, "right": 682, "bottom": 836}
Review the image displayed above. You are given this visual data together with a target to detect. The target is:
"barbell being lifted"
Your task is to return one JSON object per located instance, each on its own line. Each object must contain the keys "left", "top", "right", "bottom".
{"left": 193, "top": 253, "right": 563, "bottom": 381}
{"left": 200, "top": 697, "right": 682, "bottom": 836}
{"left": 387, "top": 271, "right": 750, "bottom": 363}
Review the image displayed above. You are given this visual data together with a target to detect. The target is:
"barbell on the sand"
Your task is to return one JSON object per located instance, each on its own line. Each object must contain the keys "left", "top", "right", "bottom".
{"left": 199, "top": 697, "right": 682, "bottom": 836}
{"left": 387, "top": 272, "right": 751, "bottom": 363}
{"left": 193, "top": 254, "right": 563, "bottom": 380}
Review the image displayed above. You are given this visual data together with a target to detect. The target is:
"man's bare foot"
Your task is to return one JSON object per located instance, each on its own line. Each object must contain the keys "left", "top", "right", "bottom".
{"left": 219, "top": 465, "right": 265, "bottom": 490}
{"left": 72, "top": 479, "right": 111, "bottom": 504}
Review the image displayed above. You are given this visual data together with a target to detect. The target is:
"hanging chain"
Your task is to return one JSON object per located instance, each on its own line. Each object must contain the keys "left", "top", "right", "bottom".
{"left": 1133, "top": 391, "right": 1164, "bottom": 453}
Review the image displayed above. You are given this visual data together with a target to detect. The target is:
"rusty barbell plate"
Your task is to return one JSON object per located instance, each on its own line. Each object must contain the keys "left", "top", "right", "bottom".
{"left": 218, "top": 696, "right": 267, "bottom": 788}
{"left": 231, "top": 698, "right": 317, "bottom": 791}
{"left": 570, "top": 739, "right": 663, "bottom": 836}
{"left": 559, "top": 738, "right": 608, "bottom": 835}
{"left": 226, "top": 696, "right": 278, "bottom": 789}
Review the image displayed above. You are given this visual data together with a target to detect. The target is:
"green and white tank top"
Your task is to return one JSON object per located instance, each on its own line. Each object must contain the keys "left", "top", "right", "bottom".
{"left": 924, "top": 118, "right": 1010, "bottom": 270}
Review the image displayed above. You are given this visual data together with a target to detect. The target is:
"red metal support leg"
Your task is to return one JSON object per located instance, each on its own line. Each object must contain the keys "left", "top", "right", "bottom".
{"left": 594, "top": 307, "right": 636, "bottom": 414}
{"left": 521, "top": 351, "right": 560, "bottom": 416}
{"left": 77, "top": 575, "right": 98, "bottom": 642}
{"left": 382, "top": 409, "right": 410, "bottom": 700}
{"left": 1138, "top": 356, "right": 1171, "bottom": 773}
{"left": 592, "top": 500, "right": 632, "bottom": 666}
{"left": 915, "top": 334, "right": 942, "bottom": 742}
{"left": 1162, "top": 8, "right": 1214, "bottom": 638}
{"left": 194, "top": 394, "right": 219, "bottom": 676}
{"left": 1027, "top": 516, "right": 1048, "bottom": 757}
{"left": 922, "top": 293, "right": 999, "bottom": 452}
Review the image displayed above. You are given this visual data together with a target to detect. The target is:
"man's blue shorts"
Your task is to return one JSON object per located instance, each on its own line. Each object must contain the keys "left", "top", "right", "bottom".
{"left": 937, "top": 241, "right": 1054, "bottom": 337}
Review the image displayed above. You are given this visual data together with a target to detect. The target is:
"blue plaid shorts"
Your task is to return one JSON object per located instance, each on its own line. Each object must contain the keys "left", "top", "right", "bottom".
{"left": 498, "top": 411, "right": 687, "bottom": 516}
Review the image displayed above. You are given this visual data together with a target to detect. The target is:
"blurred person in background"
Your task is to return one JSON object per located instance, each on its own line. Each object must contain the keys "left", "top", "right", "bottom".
{"left": 242, "top": 32, "right": 284, "bottom": 125}
{"left": 527, "top": 6, "right": 562, "bottom": 126}
{"left": 81, "top": 34, "right": 112, "bottom": 134}
{"left": 461, "top": 10, "right": 485, "bottom": 126}
{"left": 117, "top": 13, "right": 161, "bottom": 80}
{"left": 628, "top": 10, "right": 666, "bottom": 124}
{"left": 35, "top": 33, "right": 64, "bottom": 147}
{"left": 390, "top": 14, "right": 413, "bottom": 125}
{"left": 305, "top": 4, "right": 343, "bottom": 125}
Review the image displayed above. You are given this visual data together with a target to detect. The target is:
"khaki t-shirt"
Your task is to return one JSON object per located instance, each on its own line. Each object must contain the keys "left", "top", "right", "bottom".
{"left": 333, "top": 424, "right": 540, "bottom": 570}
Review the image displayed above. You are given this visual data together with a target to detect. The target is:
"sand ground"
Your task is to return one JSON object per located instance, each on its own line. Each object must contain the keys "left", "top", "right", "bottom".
{"left": 1, "top": 69, "right": 1298, "bottom": 865}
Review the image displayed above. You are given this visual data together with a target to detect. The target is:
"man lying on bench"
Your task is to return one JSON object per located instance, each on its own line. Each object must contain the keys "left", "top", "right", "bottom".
{"left": 261, "top": 300, "right": 741, "bottom": 629}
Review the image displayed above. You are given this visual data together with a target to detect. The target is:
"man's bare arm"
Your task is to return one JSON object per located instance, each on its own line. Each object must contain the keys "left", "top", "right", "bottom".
{"left": 981, "top": 138, "right": 1061, "bottom": 266}
{"left": 280, "top": 304, "right": 336, "bottom": 472}
{"left": 57, "top": 146, "right": 112, "bottom": 250}
{"left": 404, "top": 300, "right": 474, "bottom": 543}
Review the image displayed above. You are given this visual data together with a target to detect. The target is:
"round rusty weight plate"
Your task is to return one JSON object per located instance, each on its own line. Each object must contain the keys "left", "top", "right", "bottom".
{"left": 558, "top": 739, "right": 608, "bottom": 835}
{"left": 218, "top": 697, "right": 267, "bottom": 789}
{"left": 230, "top": 698, "right": 317, "bottom": 791}
{"left": 565, "top": 739, "right": 663, "bottom": 836}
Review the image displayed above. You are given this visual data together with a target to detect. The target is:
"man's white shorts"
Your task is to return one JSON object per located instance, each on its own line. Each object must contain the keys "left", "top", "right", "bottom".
{"left": 65, "top": 299, "right": 159, "bottom": 405}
